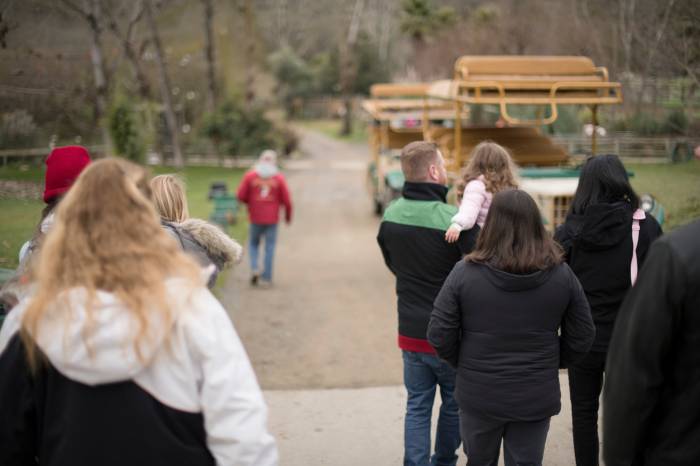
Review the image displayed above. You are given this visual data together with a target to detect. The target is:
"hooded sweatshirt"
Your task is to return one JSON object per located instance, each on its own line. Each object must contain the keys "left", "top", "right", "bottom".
{"left": 0, "top": 281, "right": 278, "bottom": 466}
{"left": 236, "top": 165, "right": 292, "bottom": 225}
{"left": 554, "top": 202, "right": 662, "bottom": 351}
{"left": 428, "top": 260, "right": 595, "bottom": 422}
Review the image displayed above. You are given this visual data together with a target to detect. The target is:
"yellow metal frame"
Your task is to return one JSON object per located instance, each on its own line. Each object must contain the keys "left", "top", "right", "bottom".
{"left": 434, "top": 56, "right": 626, "bottom": 168}
{"left": 451, "top": 80, "right": 622, "bottom": 126}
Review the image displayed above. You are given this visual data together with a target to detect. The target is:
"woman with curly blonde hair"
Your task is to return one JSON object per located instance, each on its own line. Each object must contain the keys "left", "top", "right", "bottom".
{"left": 0, "top": 158, "right": 277, "bottom": 466}
{"left": 445, "top": 141, "right": 519, "bottom": 243}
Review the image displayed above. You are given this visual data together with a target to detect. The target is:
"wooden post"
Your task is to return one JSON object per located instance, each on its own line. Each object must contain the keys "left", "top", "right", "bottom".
{"left": 454, "top": 100, "right": 462, "bottom": 171}
{"left": 591, "top": 104, "right": 598, "bottom": 156}
{"left": 422, "top": 97, "right": 429, "bottom": 139}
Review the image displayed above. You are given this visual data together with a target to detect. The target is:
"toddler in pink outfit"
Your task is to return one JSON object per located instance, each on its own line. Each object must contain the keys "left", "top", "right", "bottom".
{"left": 445, "top": 141, "right": 519, "bottom": 242}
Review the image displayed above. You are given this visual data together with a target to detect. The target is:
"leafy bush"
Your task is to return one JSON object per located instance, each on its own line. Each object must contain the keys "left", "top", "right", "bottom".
{"left": 612, "top": 110, "right": 689, "bottom": 136}
{"left": 0, "top": 110, "right": 39, "bottom": 149}
{"left": 268, "top": 47, "right": 316, "bottom": 118}
{"left": 109, "top": 98, "right": 145, "bottom": 162}
{"left": 201, "top": 100, "right": 275, "bottom": 157}
{"left": 663, "top": 108, "right": 688, "bottom": 135}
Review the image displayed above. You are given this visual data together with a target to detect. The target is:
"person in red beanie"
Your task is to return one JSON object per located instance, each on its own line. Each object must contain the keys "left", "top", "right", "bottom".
{"left": 19, "top": 146, "right": 91, "bottom": 264}
{"left": 0, "top": 146, "right": 91, "bottom": 321}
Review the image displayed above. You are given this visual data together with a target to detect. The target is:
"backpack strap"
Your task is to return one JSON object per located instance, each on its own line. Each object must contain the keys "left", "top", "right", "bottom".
{"left": 631, "top": 209, "right": 646, "bottom": 285}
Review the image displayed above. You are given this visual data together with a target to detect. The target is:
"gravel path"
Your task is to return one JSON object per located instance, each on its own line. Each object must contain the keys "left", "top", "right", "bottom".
{"left": 220, "top": 128, "right": 401, "bottom": 390}
{"left": 218, "top": 129, "right": 580, "bottom": 465}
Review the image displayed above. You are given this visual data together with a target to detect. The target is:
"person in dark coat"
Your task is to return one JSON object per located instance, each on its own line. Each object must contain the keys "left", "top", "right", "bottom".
{"left": 429, "top": 189, "right": 595, "bottom": 466}
{"left": 603, "top": 218, "right": 700, "bottom": 466}
{"left": 554, "top": 154, "right": 662, "bottom": 466}
{"left": 377, "top": 141, "right": 479, "bottom": 466}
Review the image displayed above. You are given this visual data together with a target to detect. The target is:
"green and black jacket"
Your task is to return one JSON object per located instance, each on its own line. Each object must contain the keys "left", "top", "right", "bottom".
{"left": 377, "top": 182, "right": 479, "bottom": 354}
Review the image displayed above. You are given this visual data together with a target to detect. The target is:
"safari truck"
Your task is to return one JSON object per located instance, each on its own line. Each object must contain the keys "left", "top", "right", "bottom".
{"left": 362, "top": 83, "right": 466, "bottom": 214}
{"left": 426, "top": 55, "right": 624, "bottom": 230}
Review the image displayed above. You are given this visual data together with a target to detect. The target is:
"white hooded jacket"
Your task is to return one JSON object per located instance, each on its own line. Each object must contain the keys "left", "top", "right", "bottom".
{"left": 0, "top": 280, "right": 278, "bottom": 466}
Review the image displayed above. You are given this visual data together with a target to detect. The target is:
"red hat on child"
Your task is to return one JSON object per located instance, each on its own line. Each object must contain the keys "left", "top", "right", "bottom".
{"left": 43, "top": 145, "right": 92, "bottom": 203}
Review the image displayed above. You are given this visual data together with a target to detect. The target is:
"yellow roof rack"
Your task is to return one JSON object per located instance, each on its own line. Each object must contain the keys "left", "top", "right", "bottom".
{"left": 362, "top": 83, "right": 455, "bottom": 121}
{"left": 450, "top": 55, "right": 622, "bottom": 125}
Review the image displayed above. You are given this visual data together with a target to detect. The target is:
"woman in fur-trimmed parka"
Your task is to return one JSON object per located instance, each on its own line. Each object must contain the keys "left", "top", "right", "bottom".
{"left": 151, "top": 175, "right": 243, "bottom": 288}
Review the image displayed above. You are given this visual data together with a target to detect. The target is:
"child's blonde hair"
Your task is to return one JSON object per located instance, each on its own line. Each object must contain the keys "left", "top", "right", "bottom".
{"left": 150, "top": 174, "right": 189, "bottom": 223}
{"left": 461, "top": 141, "right": 519, "bottom": 194}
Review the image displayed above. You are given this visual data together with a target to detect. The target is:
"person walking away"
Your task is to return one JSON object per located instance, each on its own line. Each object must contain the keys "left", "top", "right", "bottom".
{"left": 554, "top": 154, "right": 662, "bottom": 466}
{"left": 236, "top": 150, "right": 292, "bottom": 287}
{"left": 377, "top": 141, "right": 479, "bottom": 466}
{"left": 0, "top": 158, "right": 278, "bottom": 466}
{"left": 603, "top": 218, "right": 700, "bottom": 465}
{"left": 151, "top": 174, "right": 243, "bottom": 288}
{"left": 429, "top": 189, "right": 595, "bottom": 466}
{"left": 444, "top": 141, "right": 518, "bottom": 243}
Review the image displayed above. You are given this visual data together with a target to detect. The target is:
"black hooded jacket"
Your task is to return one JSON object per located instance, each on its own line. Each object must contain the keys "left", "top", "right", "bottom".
{"left": 554, "top": 202, "right": 662, "bottom": 351}
{"left": 604, "top": 219, "right": 700, "bottom": 465}
{"left": 428, "top": 260, "right": 595, "bottom": 422}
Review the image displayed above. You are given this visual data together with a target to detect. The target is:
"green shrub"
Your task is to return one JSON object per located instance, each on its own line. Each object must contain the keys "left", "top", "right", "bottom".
{"left": 663, "top": 108, "right": 688, "bottom": 135}
{"left": 628, "top": 113, "right": 663, "bottom": 136}
{"left": 109, "top": 98, "right": 145, "bottom": 162}
{"left": 201, "top": 100, "right": 275, "bottom": 157}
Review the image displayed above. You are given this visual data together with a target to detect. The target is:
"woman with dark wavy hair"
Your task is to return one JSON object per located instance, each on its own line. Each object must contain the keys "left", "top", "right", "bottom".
{"left": 555, "top": 154, "right": 662, "bottom": 466}
{"left": 429, "top": 189, "right": 595, "bottom": 466}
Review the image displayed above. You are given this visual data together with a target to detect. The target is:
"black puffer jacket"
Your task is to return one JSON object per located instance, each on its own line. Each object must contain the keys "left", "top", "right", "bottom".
{"left": 554, "top": 202, "right": 662, "bottom": 351}
{"left": 162, "top": 219, "right": 243, "bottom": 288}
{"left": 428, "top": 260, "right": 595, "bottom": 422}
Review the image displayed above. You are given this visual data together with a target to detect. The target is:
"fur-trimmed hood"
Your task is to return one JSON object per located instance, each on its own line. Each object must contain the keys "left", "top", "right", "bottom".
{"left": 177, "top": 219, "right": 243, "bottom": 269}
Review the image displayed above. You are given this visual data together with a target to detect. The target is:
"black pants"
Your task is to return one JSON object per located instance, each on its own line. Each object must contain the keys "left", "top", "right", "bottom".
{"left": 568, "top": 350, "right": 607, "bottom": 466}
{"left": 459, "top": 409, "right": 550, "bottom": 466}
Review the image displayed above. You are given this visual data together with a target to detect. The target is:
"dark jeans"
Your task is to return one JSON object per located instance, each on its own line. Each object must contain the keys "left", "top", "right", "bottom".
{"left": 459, "top": 409, "right": 551, "bottom": 466}
{"left": 248, "top": 223, "right": 278, "bottom": 281}
{"left": 402, "top": 350, "right": 461, "bottom": 466}
{"left": 568, "top": 350, "right": 607, "bottom": 466}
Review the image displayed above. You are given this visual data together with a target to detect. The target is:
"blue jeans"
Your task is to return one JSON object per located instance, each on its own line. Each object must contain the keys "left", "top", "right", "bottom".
{"left": 248, "top": 223, "right": 278, "bottom": 281}
{"left": 402, "top": 350, "right": 461, "bottom": 466}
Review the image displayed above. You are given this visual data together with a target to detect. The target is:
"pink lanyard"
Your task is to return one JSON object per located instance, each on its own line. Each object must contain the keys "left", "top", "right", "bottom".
{"left": 631, "top": 209, "right": 646, "bottom": 285}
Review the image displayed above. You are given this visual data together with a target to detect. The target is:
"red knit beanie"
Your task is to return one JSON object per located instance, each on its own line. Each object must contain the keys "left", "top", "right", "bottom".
{"left": 43, "top": 145, "right": 92, "bottom": 203}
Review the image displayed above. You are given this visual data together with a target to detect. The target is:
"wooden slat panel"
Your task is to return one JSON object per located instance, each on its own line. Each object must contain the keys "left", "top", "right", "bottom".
{"left": 456, "top": 56, "right": 597, "bottom": 77}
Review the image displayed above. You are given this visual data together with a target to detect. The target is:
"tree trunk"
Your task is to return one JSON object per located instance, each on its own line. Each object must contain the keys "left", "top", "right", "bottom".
{"left": 144, "top": 0, "right": 183, "bottom": 168}
{"left": 243, "top": 0, "right": 256, "bottom": 108}
{"left": 104, "top": 1, "right": 151, "bottom": 100}
{"left": 202, "top": 0, "right": 217, "bottom": 114}
{"left": 85, "top": 0, "right": 112, "bottom": 154}
{"left": 338, "top": 0, "right": 365, "bottom": 137}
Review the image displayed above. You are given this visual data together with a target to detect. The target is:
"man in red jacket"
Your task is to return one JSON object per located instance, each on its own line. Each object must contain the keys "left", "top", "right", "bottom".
{"left": 237, "top": 150, "right": 292, "bottom": 287}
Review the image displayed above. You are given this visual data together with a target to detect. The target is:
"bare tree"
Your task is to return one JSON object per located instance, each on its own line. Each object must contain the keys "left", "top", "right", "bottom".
{"left": 241, "top": 0, "right": 257, "bottom": 108}
{"left": 338, "top": 0, "right": 365, "bottom": 136}
{"left": 0, "top": 1, "right": 19, "bottom": 50}
{"left": 201, "top": 0, "right": 217, "bottom": 113}
{"left": 59, "top": 0, "right": 113, "bottom": 154}
{"left": 103, "top": 1, "right": 151, "bottom": 100}
{"left": 143, "top": 0, "right": 183, "bottom": 168}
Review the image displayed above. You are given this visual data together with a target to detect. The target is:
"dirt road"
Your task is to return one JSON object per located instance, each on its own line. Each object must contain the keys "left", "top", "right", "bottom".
{"left": 220, "top": 128, "right": 401, "bottom": 390}
{"left": 219, "top": 130, "right": 579, "bottom": 465}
